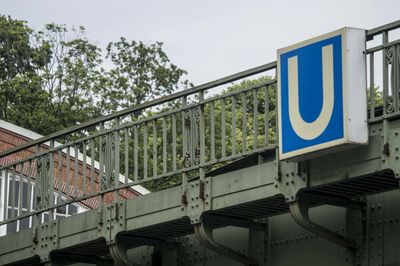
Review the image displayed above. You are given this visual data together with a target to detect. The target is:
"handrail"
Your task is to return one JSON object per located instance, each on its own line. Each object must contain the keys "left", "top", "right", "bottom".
{"left": 367, "top": 19, "right": 400, "bottom": 40}
{"left": 0, "top": 61, "right": 277, "bottom": 158}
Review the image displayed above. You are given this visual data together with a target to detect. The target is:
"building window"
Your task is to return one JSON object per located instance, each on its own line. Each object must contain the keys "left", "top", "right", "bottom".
{"left": 6, "top": 179, "right": 32, "bottom": 234}
{"left": 1, "top": 173, "right": 84, "bottom": 235}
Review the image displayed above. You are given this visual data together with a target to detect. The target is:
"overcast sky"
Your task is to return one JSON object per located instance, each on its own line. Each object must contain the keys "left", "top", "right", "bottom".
{"left": 1, "top": 0, "right": 399, "bottom": 86}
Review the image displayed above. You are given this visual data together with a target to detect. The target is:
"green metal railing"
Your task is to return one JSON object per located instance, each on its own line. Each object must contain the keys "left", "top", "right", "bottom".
{"left": 0, "top": 20, "right": 400, "bottom": 231}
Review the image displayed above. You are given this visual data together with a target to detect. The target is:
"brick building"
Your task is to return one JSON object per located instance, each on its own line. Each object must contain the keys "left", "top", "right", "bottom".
{"left": 0, "top": 119, "right": 149, "bottom": 235}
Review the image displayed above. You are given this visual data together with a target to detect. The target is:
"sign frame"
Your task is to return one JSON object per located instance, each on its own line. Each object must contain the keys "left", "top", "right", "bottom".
{"left": 277, "top": 27, "right": 368, "bottom": 160}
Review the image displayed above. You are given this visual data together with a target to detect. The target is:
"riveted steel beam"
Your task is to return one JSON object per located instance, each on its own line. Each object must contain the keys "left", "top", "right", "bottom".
{"left": 194, "top": 216, "right": 259, "bottom": 266}
{"left": 276, "top": 159, "right": 308, "bottom": 203}
{"left": 289, "top": 200, "right": 357, "bottom": 251}
{"left": 50, "top": 252, "right": 114, "bottom": 265}
{"left": 203, "top": 214, "right": 265, "bottom": 230}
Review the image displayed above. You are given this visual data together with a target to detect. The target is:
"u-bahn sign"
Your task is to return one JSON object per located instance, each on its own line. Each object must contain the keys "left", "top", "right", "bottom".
{"left": 278, "top": 28, "right": 368, "bottom": 160}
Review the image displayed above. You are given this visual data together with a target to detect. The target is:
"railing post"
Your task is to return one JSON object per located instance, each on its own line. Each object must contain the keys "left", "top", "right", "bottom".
{"left": 32, "top": 144, "right": 41, "bottom": 251}
{"left": 199, "top": 91, "right": 206, "bottom": 182}
{"left": 114, "top": 118, "right": 120, "bottom": 202}
{"left": 98, "top": 122, "right": 105, "bottom": 228}
{"left": 394, "top": 43, "right": 400, "bottom": 112}
{"left": 383, "top": 31, "right": 390, "bottom": 116}
{"left": 49, "top": 140, "right": 55, "bottom": 222}
{"left": 181, "top": 96, "right": 189, "bottom": 213}
{"left": 369, "top": 53, "right": 375, "bottom": 120}
{"left": 198, "top": 91, "right": 207, "bottom": 219}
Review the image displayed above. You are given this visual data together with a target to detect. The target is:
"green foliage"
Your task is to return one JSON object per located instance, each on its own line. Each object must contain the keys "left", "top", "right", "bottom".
{"left": 0, "top": 16, "right": 190, "bottom": 136}
{"left": 104, "top": 39, "right": 191, "bottom": 113}
{"left": 0, "top": 15, "right": 50, "bottom": 122}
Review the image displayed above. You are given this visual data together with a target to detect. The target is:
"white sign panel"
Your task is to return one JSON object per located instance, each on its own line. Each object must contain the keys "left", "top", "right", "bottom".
{"left": 278, "top": 27, "right": 368, "bottom": 160}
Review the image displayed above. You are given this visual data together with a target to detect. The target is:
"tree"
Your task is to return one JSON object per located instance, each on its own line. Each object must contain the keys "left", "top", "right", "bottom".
{"left": 35, "top": 24, "right": 105, "bottom": 134}
{"left": 0, "top": 15, "right": 50, "bottom": 122}
{"left": 104, "top": 39, "right": 191, "bottom": 113}
{"left": 0, "top": 16, "right": 191, "bottom": 138}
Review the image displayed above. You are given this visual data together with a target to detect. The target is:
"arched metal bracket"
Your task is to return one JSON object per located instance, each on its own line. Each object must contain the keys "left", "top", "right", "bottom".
{"left": 289, "top": 198, "right": 357, "bottom": 252}
{"left": 109, "top": 235, "right": 178, "bottom": 266}
{"left": 109, "top": 241, "right": 131, "bottom": 266}
{"left": 194, "top": 215, "right": 260, "bottom": 266}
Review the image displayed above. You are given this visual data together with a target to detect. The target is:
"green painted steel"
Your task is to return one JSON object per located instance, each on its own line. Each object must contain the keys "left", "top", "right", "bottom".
{"left": 1, "top": 20, "right": 400, "bottom": 265}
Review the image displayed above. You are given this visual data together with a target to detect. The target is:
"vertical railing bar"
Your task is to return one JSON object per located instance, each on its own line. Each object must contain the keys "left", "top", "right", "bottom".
{"left": 99, "top": 122, "right": 105, "bottom": 193}
{"left": 66, "top": 146, "right": 71, "bottom": 200}
{"left": 27, "top": 160, "right": 32, "bottom": 213}
{"left": 383, "top": 31, "right": 389, "bottom": 115}
{"left": 82, "top": 141, "right": 87, "bottom": 195}
{"left": 90, "top": 139, "right": 95, "bottom": 194}
{"left": 32, "top": 145, "right": 40, "bottom": 228}
{"left": 163, "top": 117, "right": 167, "bottom": 174}
{"left": 49, "top": 140, "right": 55, "bottom": 222}
{"left": 11, "top": 166, "right": 16, "bottom": 218}
{"left": 105, "top": 133, "right": 110, "bottom": 189}
{"left": 134, "top": 126, "right": 138, "bottom": 181}
{"left": 232, "top": 96, "right": 237, "bottom": 155}
{"left": 253, "top": 89, "right": 258, "bottom": 150}
{"left": 114, "top": 118, "right": 120, "bottom": 202}
{"left": 221, "top": 99, "right": 226, "bottom": 158}
{"left": 242, "top": 92, "right": 247, "bottom": 153}
{"left": 391, "top": 42, "right": 398, "bottom": 112}
{"left": 18, "top": 163, "right": 23, "bottom": 219}
{"left": 3, "top": 169, "right": 8, "bottom": 220}
{"left": 181, "top": 96, "right": 188, "bottom": 202}
{"left": 74, "top": 145, "right": 79, "bottom": 198}
{"left": 199, "top": 92, "right": 205, "bottom": 160}
{"left": 264, "top": 85, "right": 269, "bottom": 146}
{"left": 199, "top": 91, "right": 206, "bottom": 186}
{"left": 172, "top": 114, "right": 177, "bottom": 171}
{"left": 124, "top": 128, "right": 129, "bottom": 184}
{"left": 394, "top": 42, "right": 399, "bottom": 112}
{"left": 144, "top": 123, "right": 148, "bottom": 179}
{"left": 370, "top": 53, "right": 375, "bottom": 119}
{"left": 182, "top": 96, "right": 188, "bottom": 166}
{"left": 40, "top": 152, "right": 46, "bottom": 212}
{"left": 210, "top": 101, "right": 215, "bottom": 160}
{"left": 152, "top": 120, "right": 157, "bottom": 177}
{"left": 98, "top": 122, "right": 105, "bottom": 221}
{"left": 57, "top": 149, "right": 62, "bottom": 205}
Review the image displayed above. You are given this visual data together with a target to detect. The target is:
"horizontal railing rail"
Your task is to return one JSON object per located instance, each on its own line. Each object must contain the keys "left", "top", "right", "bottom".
{"left": 0, "top": 62, "right": 277, "bottom": 159}
{"left": 0, "top": 20, "right": 400, "bottom": 233}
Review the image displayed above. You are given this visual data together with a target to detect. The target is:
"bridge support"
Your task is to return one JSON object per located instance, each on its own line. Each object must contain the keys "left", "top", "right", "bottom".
{"left": 194, "top": 214, "right": 265, "bottom": 266}
{"left": 109, "top": 240, "right": 131, "bottom": 266}
{"left": 288, "top": 193, "right": 365, "bottom": 252}
{"left": 108, "top": 234, "right": 179, "bottom": 266}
